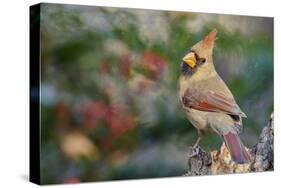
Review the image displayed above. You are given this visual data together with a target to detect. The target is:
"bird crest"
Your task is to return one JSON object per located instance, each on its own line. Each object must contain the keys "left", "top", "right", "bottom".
{"left": 202, "top": 29, "right": 217, "bottom": 48}
{"left": 190, "top": 29, "right": 218, "bottom": 59}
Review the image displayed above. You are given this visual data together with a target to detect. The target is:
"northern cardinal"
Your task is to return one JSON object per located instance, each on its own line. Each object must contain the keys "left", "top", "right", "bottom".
{"left": 178, "top": 29, "right": 251, "bottom": 164}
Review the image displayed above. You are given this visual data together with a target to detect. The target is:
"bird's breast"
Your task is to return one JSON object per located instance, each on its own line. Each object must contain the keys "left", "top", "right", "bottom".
{"left": 185, "top": 108, "right": 209, "bottom": 131}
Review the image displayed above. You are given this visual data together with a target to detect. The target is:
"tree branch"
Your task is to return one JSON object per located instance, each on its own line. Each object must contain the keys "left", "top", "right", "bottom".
{"left": 185, "top": 113, "right": 274, "bottom": 175}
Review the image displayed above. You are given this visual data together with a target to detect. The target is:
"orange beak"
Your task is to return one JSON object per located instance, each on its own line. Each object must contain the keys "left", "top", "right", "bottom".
{"left": 183, "top": 53, "right": 196, "bottom": 68}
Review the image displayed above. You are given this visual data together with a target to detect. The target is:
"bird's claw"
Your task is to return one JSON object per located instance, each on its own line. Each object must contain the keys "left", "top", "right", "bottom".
{"left": 188, "top": 145, "right": 200, "bottom": 158}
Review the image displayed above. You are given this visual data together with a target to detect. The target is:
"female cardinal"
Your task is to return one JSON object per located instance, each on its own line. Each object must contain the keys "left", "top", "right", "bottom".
{"left": 178, "top": 29, "right": 251, "bottom": 164}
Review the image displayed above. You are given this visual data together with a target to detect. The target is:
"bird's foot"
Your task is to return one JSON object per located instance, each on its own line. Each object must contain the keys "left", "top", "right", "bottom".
{"left": 192, "top": 137, "right": 201, "bottom": 148}
{"left": 188, "top": 146, "right": 201, "bottom": 158}
{"left": 192, "top": 142, "right": 199, "bottom": 149}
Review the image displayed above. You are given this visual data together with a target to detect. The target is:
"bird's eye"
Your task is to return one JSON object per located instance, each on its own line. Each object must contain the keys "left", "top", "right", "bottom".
{"left": 200, "top": 58, "right": 206, "bottom": 63}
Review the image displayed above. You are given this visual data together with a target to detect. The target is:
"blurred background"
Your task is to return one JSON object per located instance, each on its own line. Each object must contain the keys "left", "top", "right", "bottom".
{"left": 38, "top": 3, "right": 273, "bottom": 184}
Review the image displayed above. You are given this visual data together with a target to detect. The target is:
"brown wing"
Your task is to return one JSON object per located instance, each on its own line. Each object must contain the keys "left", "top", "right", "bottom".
{"left": 182, "top": 88, "right": 246, "bottom": 117}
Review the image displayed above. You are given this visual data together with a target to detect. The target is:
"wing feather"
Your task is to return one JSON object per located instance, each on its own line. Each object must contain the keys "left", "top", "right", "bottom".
{"left": 182, "top": 88, "right": 246, "bottom": 117}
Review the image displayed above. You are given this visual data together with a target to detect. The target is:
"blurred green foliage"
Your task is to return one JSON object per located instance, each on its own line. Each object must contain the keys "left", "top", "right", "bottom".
{"left": 38, "top": 4, "right": 273, "bottom": 184}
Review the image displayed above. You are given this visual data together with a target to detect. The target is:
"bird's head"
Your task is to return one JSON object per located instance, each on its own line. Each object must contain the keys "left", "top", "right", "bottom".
{"left": 181, "top": 29, "right": 217, "bottom": 76}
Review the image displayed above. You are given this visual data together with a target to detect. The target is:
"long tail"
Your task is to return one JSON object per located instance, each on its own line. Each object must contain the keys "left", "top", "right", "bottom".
{"left": 222, "top": 132, "right": 251, "bottom": 164}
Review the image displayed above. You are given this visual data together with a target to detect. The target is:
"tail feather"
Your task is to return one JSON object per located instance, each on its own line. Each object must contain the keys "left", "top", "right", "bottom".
{"left": 222, "top": 132, "right": 251, "bottom": 164}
